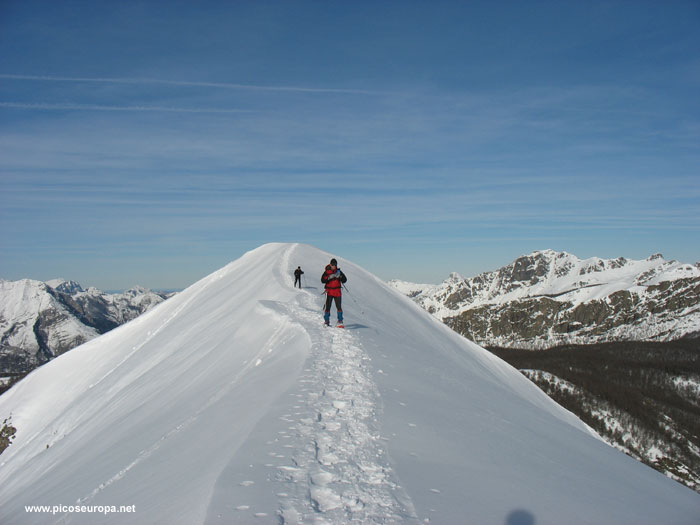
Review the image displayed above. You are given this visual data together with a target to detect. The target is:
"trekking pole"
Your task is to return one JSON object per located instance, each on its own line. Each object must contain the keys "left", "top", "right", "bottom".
{"left": 342, "top": 283, "right": 364, "bottom": 315}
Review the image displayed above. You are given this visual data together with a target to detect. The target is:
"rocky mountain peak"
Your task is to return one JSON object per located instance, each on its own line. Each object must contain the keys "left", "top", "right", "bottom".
{"left": 46, "top": 279, "right": 84, "bottom": 295}
{"left": 122, "top": 285, "right": 149, "bottom": 297}
{"left": 508, "top": 252, "right": 552, "bottom": 285}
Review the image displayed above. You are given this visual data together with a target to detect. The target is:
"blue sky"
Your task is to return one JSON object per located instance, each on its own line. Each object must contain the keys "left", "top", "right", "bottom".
{"left": 1, "top": 1, "right": 699, "bottom": 289}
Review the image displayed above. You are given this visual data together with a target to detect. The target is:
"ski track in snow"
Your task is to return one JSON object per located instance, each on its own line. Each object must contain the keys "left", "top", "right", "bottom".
{"left": 72, "top": 258, "right": 298, "bottom": 512}
{"left": 257, "top": 246, "right": 419, "bottom": 523}
{"left": 76, "top": 320, "right": 297, "bottom": 510}
{"left": 10, "top": 269, "right": 228, "bottom": 515}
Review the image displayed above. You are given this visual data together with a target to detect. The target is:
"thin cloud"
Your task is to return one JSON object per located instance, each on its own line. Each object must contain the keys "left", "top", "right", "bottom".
{"left": 0, "top": 74, "right": 386, "bottom": 96}
{"left": 0, "top": 101, "right": 252, "bottom": 113}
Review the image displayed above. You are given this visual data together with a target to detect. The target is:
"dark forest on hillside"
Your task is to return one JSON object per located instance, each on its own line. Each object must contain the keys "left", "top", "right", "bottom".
{"left": 487, "top": 340, "right": 700, "bottom": 491}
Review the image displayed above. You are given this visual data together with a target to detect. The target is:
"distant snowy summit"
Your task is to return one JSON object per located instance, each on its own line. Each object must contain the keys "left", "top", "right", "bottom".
{"left": 0, "top": 278, "right": 173, "bottom": 377}
{"left": 389, "top": 250, "right": 700, "bottom": 348}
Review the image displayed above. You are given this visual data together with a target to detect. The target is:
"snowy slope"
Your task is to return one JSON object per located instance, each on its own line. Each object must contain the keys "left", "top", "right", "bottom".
{"left": 0, "top": 244, "right": 698, "bottom": 524}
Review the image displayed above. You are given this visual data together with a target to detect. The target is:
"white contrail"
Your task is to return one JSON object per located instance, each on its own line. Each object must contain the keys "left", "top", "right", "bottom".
{"left": 0, "top": 101, "right": 252, "bottom": 113}
{"left": 0, "top": 74, "right": 384, "bottom": 95}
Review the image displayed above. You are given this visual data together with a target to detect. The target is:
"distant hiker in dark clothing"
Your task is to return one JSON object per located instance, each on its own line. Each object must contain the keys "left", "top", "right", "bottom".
{"left": 321, "top": 258, "right": 347, "bottom": 326}
{"left": 294, "top": 266, "right": 304, "bottom": 288}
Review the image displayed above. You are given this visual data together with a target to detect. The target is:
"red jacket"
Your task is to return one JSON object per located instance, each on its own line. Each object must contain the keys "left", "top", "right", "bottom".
{"left": 321, "top": 265, "right": 347, "bottom": 297}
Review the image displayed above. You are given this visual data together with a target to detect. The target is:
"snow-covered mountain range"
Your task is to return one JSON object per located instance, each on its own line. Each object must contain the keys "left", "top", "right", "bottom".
{"left": 389, "top": 249, "right": 700, "bottom": 348}
{"left": 1, "top": 243, "right": 698, "bottom": 524}
{"left": 0, "top": 279, "right": 172, "bottom": 377}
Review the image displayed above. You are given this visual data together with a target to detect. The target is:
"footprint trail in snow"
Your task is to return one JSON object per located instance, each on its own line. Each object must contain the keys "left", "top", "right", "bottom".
{"left": 272, "top": 292, "right": 418, "bottom": 524}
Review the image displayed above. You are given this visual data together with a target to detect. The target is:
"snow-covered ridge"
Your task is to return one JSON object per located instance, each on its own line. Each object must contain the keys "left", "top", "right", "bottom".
{"left": 389, "top": 250, "right": 700, "bottom": 347}
{"left": 1, "top": 243, "right": 698, "bottom": 523}
{"left": 385, "top": 279, "right": 432, "bottom": 298}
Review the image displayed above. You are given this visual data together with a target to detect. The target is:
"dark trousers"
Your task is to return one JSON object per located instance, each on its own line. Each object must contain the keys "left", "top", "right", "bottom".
{"left": 294, "top": 276, "right": 301, "bottom": 288}
{"left": 324, "top": 295, "right": 342, "bottom": 317}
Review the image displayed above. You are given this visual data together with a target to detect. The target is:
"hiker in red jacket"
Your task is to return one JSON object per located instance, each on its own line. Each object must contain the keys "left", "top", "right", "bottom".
{"left": 321, "top": 258, "right": 347, "bottom": 326}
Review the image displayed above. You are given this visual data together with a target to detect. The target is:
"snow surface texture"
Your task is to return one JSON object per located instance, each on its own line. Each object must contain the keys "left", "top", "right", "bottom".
{"left": 0, "top": 244, "right": 698, "bottom": 524}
